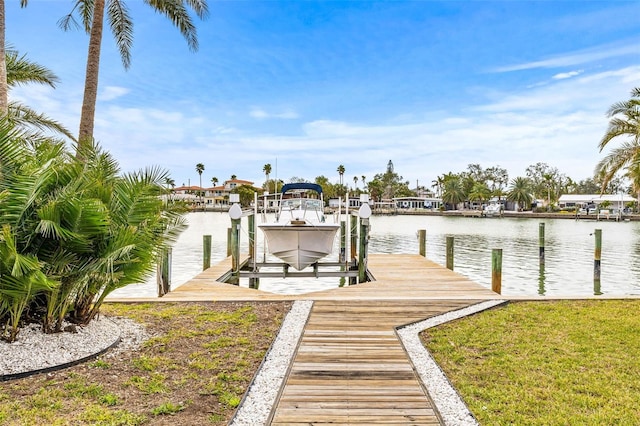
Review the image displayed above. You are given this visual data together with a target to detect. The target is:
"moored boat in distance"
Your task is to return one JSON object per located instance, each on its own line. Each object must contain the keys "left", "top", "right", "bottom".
{"left": 483, "top": 202, "right": 503, "bottom": 217}
{"left": 259, "top": 183, "right": 340, "bottom": 270}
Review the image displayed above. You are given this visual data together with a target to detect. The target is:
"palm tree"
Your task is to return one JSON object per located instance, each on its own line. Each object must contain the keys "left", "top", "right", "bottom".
{"left": 441, "top": 177, "right": 466, "bottom": 210}
{"left": 625, "top": 163, "right": 640, "bottom": 212}
{"left": 196, "top": 163, "right": 204, "bottom": 206}
{"left": 361, "top": 175, "right": 366, "bottom": 191}
{"left": 468, "top": 182, "right": 491, "bottom": 208}
{"left": 231, "top": 174, "right": 237, "bottom": 180}
{"left": 337, "top": 165, "right": 345, "bottom": 184}
{"left": 0, "top": 122, "right": 186, "bottom": 338}
{"left": 263, "top": 163, "right": 272, "bottom": 192}
{"left": 211, "top": 176, "right": 218, "bottom": 186}
{"left": 58, "top": 0, "right": 209, "bottom": 152}
{"left": 595, "top": 87, "right": 640, "bottom": 190}
{"left": 0, "top": 0, "right": 8, "bottom": 115}
{"left": 507, "top": 177, "right": 533, "bottom": 211}
{"left": 353, "top": 176, "right": 358, "bottom": 191}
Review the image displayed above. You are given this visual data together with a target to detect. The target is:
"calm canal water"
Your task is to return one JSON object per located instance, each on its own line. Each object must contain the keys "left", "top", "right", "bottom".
{"left": 109, "top": 212, "right": 640, "bottom": 298}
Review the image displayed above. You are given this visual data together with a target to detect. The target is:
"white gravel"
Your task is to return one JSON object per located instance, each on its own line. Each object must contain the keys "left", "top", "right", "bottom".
{"left": 397, "top": 299, "right": 507, "bottom": 426}
{"left": 0, "top": 316, "right": 149, "bottom": 380}
{"left": 230, "top": 300, "right": 313, "bottom": 426}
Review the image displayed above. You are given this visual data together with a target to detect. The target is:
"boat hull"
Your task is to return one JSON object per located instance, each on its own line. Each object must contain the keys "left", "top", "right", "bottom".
{"left": 259, "top": 224, "right": 339, "bottom": 270}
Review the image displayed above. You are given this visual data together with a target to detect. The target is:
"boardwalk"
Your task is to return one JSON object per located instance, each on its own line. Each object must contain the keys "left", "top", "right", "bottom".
{"left": 270, "top": 299, "right": 483, "bottom": 425}
{"left": 108, "top": 254, "right": 501, "bottom": 424}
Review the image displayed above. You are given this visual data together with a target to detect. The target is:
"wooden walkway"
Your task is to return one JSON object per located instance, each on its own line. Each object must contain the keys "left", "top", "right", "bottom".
{"left": 270, "top": 299, "right": 483, "bottom": 425}
{"left": 107, "top": 254, "right": 501, "bottom": 424}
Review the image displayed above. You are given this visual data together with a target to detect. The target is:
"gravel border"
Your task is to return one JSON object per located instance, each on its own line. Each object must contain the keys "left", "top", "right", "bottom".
{"left": 230, "top": 300, "right": 313, "bottom": 426}
{"left": 0, "top": 316, "right": 149, "bottom": 381}
{"left": 396, "top": 299, "right": 508, "bottom": 426}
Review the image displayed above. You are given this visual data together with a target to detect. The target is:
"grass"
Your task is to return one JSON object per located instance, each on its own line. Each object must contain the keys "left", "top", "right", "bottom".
{"left": 422, "top": 300, "right": 640, "bottom": 425}
{"left": 0, "top": 301, "right": 290, "bottom": 425}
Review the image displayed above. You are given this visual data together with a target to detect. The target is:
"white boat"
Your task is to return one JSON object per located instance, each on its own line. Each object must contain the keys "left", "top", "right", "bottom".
{"left": 259, "top": 183, "right": 339, "bottom": 270}
{"left": 483, "top": 202, "right": 503, "bottom": 218}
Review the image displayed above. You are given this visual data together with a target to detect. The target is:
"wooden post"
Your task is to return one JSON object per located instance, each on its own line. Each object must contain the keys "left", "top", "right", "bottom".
{"left": 358, "top": 218, "right": 369, "bottom": 283}
{"left": 157, "top": 247, "right": 172, "bottom": 297}
{"left": 203, "top": 235, "right": 211, "bottom": 271}
{"left": 248, "top": 213, "right": 255, "bottom": 260}
{"left": 226, "top": 227, "right": 232, "bottom": 257}
{"left": 350, "top": 215, "right": 358, "bottom": 263}
{"left": 539, "top": 223, "right": 545, "bottom": 265}
{"left": 418, "top": 229, "right": 426, "bottom": 257}
{"left": 594, "top": 229, "right": 602, "bottom": 281}
{"left": 446, "top": 236, "right": 454, "bottom": 270}
{"left": 230, "top": 218, "right": 241, "bottom": 285}
{"left": 492, "top": 249, "right": 502, "bottom": 294}
{"left": 340, "top": 220, "right": 346, "bottom": 263}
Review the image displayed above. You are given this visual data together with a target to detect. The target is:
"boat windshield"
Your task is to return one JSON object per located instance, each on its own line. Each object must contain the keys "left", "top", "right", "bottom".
{"left": 281, "top": 199, "right": 322, "bottom": 211}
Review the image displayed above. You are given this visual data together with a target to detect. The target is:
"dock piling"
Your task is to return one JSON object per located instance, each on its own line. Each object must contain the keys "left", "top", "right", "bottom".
{"left": 203, "top": 235, "right": 211, "bottom": 271}
{"left": 418, "top": 229, "right": 426, "bottom": 257}
{"left": 358, "top": 217, "right": 369, "bottom": 283}
{"left": 157, "top": 247, "right": 172, "bottom": 297}
{"left": 446, "top": 236, "right": 454, "bottom": 270}
{"left": 594, "top": 229, "right": 602, "bottom": 281}
{"left": 340, "top": 221, "right": 346, "bottom": 263}
{"left": 230, "top": 218, "right": 241, "bottom": 285}
{"left": 492, "top": 248, "right": 502, "bottom": 294}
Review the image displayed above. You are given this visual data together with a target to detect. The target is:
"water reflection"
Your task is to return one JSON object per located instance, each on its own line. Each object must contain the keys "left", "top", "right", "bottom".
{"left": 538, "top": 263, "right": 545, "bottom": 296}
{"left": 109, "top": 213, "right": 640, "bottom": 298}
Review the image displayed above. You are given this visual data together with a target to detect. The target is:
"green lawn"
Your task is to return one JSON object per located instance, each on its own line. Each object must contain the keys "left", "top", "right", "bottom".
{"left": 422, "top": 300, "right": 640, "bottom": 425}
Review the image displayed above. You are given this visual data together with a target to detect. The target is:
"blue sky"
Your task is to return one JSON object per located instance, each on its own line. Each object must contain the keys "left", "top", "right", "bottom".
{"left": 8, "top": 1, "right": 640, "bottom": 190}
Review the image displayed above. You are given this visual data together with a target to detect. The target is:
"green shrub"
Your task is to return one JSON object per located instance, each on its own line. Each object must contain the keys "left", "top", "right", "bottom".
{"left": 0, "top": 122, "right": 186, "bottom": 341}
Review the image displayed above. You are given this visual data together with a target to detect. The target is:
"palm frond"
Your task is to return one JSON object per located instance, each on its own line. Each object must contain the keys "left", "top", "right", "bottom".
{"left": 144, "top": 0, "right": 199, "bottom": 51}
{"left": 7, "top": 102, "right": 77, "bottom": 141}
{"left": 107, "top": 0, "right": 134, "bottom": 69}
{"left": 5, "top": 49, "right": 60, "bottom": 88}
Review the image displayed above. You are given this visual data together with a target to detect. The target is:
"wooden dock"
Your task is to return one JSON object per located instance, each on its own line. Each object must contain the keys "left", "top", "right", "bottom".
{"left": 107, "top": 254, "right": 501, "bottom": 424}
{"left": 109, "top": 253, "right": 500, "bottom": 302}
{"left": 270, "top": 299, "right": 484, "bottom": 425}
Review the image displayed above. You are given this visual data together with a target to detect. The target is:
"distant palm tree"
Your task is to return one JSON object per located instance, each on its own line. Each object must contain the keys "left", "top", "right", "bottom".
{"left": 211, "top": 176, "right": 218, "bottom": 187}
{"left": 468, "top": 182, "right": 491, "bottom": 207}
{"left": 263, "top": 163, "right": 272, "bottom": 192}
{"left": 231, "top": 174, "right": 237, "bottom": 180}
{"left": 361, "top": 175, "right": 366, "bottom": 190}
{"left": 337, "top": 165, "right": 345, "bottom": 186}
{"left": 58, "top": 0, "right": 209, "bottom": 152}
{"left": 442, "top": 178, "right": 465, "bottom": 210}
{"left": 596, "top": 87, "right": 640, "bottom": 192}
{"left": 507, "top": 177, "right": 533, "bottom": 211}
{"left": 353, "top": 176, "right": 358, "bottom": 191}
{"left": 196, "top": 163, "right": 204, "bottom": 205}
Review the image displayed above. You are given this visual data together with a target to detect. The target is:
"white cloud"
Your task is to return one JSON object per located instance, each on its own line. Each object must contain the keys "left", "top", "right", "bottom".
{"left": 250, "top": 107, "right": 299, "bottom": 120}
{"left": 552, "top": 70, "right": 583, "bottom": 80}
{"left": 99, "top": 86, "right": 130, "bottom": 101}
{"left": 492, "top": 41, "right": 639, "bottom": 73}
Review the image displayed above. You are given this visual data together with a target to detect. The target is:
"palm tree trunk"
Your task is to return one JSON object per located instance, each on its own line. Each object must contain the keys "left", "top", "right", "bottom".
{"left": 77, "top": 0, "right": 105, "bottom": 155}
{"left": 0, "top": 0, "right": 8, "bottom": 116}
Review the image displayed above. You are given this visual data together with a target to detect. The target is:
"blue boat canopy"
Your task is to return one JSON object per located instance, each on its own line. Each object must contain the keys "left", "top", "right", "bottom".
{"left": 280, "top": 183, "right": 323, "bottom": 194}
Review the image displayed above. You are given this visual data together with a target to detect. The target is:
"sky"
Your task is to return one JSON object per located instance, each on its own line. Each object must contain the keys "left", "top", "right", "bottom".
{"left": 7, "top": 0, "right": 640, "bottom": 190}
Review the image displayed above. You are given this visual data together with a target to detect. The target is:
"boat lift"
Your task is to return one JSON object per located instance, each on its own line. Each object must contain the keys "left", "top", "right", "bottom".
{"left": 225, "top": 194, "right": 373, "bottom": 288}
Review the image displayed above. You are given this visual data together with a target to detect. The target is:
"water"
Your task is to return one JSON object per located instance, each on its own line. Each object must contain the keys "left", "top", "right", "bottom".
{"left": 109, "top": 212, "right": 640, "bottom": 298}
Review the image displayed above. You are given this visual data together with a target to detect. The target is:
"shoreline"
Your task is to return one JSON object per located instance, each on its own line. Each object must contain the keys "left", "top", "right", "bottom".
{"left": 370, "top": 209, "right": 640, "bottom": 221}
